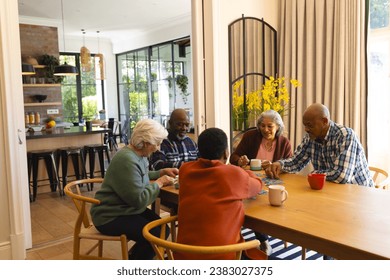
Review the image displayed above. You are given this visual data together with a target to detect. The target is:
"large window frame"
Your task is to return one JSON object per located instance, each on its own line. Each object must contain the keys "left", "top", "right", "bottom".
{"left": 116, "top": 36, "right": 192, "bottom": 133}
{"left": 60, "top": 52, "right": 105, "bottom": 123}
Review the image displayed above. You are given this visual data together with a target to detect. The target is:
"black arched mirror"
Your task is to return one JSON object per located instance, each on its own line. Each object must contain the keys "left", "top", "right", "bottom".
{"left": 228, "top": 15, "right": 277, "bottom": 151}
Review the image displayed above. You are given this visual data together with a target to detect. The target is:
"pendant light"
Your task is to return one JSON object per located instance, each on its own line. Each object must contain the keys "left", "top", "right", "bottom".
{"left": 80, "top": 29, "right": 91, "bottom": 72}
{"left": 96, "top": 31, "right": 105, "bottom": 80}
{"left": 54, "top": 0, "right": 78, "bottom": 76}
{"left": 22, "top": 63, "right": 35, "bottom": 75}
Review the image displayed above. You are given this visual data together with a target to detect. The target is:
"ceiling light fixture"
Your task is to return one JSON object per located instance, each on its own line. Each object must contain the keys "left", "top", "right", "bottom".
{"left": 54, "top": 0, "right": 78, "bottom": 76}
{"left": 22, "top": 63, "right": 36, "bottom": 75}
{"left": 80, "top": 29, "right": 91, "bottom": 72}
{"left": 96, "top": 31, "right": 105, "bottom": 80}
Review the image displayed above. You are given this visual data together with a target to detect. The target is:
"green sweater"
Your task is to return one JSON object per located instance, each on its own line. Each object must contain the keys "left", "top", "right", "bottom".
{"left": 90, "top": 146, "right": 161, "bottom": 227}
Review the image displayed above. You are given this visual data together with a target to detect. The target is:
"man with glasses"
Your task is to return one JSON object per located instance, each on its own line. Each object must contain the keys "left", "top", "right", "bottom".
{"left": 266, "top": 103, "right": 374, "bottom": 187}
{"left": 149, "top": 108, "right": 199, "bottom": 171}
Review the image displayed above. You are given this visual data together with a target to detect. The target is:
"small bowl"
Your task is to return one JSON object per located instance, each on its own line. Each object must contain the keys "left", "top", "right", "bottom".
{"left": 308, "top": 173, "right": 326, "bottom": 190}
{"left": 29, "top": 126, "right": 44, "bottom": 132}
{"left": 34, "top": 94, "right": 47, "bottom": 103}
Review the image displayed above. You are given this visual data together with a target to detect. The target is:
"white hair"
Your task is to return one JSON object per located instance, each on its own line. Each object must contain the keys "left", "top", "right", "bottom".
{"left": 257, "top": 110, "right": 285, "bottom": 137}
{"left": 130, "top": 119, "right": 168, "bottom": 149}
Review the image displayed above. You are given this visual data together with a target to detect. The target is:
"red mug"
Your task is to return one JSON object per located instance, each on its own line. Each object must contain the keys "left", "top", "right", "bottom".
{"left": 308, "top": 173, "right": 326, "bottom": 190}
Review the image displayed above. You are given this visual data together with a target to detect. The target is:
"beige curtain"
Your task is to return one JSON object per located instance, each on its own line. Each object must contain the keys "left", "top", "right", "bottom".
{"left": 278, "top": 0, "right": 367, "bottom": 151}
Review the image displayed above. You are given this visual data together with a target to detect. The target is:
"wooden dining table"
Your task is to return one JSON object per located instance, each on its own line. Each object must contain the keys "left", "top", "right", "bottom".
{"left": 158, "top": 172, "right": 390, "bottom": 260}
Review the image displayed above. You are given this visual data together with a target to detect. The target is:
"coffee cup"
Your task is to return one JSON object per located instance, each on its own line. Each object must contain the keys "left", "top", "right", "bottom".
{"left": 308, "top": 173, "right": 326, "bottom": 190}
{"left": 250, "top": 159, "right": 262, "bottom": 171}
{"left": 268, "top": 185, "right": 288, "bottom": 206}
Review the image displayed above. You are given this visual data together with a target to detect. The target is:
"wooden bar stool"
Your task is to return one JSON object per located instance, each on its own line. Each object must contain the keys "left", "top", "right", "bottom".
{"left": 27, "top": 149, "right": 60, "bottom": 202}
{"left": 56, "top": 146, "right": 88, "bottom": 191}
{"left": 83, "top": 144, "right": 110, "bottom": 190}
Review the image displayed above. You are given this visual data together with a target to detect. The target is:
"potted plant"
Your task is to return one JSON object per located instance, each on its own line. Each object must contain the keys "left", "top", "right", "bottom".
{"left": 167, "top": 74, "right": 190, "bottom": 104}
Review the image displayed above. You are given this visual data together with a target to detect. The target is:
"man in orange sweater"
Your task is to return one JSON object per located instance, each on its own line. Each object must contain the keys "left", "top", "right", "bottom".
{"left": 175, "top": 127, "right": 264, "bottom": 259}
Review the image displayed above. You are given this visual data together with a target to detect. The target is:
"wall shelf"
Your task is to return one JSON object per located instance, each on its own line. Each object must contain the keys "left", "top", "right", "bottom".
{"left": 23, "top": 84, "right": 61, "bottom": 88}
{"left": 24, "top": 102, "right": 62, "bottom": 107}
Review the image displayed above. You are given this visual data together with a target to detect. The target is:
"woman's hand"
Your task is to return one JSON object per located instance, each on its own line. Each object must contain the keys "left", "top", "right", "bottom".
{"left": 238, "top": 155, "right": 250, "bottom": 167}
{"left": 160, "top": 168, "right": 179, "bottom": 177}
{"left": 155, "top": 175, "right": 175, "bottom": 188}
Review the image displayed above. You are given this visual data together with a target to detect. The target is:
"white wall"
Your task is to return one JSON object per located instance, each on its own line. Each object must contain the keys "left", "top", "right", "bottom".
{"left": 192, "top": 0, "right": 278, "bottom": 138}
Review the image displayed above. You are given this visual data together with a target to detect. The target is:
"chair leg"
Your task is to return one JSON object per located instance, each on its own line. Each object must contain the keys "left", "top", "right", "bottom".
{"left": 98, "top": 240, "right": 104, "bottom": 257}
{"left": 97, "top": 149, "right": 105, "bottom": 178}
{"left": 73, "top": 237, "right": 81, "bottom": 260}
{"left": 50, "top": 153, "right": 62, "bottom": 196}
{"left": 61, "top": 151, "right": 68, "bottom": 191}
{"left": 32, "top": 155, "right": 39, "bottom": 202}
{"left": 88, "top": 149, "right": 96, "bottom": 190}
{"left": 27, "top": 154, "right": 33, "bottom": 202}
{"left": 44, "top": 155, "right": 57, "bottom": 192}
{"left": 120, "top": 235, "right": 129, "bottom": 260}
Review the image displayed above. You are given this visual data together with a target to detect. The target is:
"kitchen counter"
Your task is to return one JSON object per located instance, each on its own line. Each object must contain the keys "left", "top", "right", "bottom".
{"left": 26, "top": 126, "right": 109, "bottom": 140}
{"left": 26, "top": 126, "right": 110, "bottom": 152}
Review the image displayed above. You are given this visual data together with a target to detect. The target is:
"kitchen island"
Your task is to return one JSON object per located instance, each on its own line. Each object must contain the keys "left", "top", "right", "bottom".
{"left": 26, "top": 126, "right": 111, "bottom": 191}
{"left": 26, "top": 126, "right": 109, "bottom": 150}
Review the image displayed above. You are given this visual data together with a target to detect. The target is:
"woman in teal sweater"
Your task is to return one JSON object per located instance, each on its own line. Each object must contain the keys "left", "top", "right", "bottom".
{"left": 91, "top": 119, "right": 178, "bottom": 259}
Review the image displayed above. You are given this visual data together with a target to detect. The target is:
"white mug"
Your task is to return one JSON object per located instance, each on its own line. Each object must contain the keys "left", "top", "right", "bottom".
{"left": 268, "top": 185, "right": 288, "bottom": 206}
{"left": 250, "top": 159, "right": 262, "bottom": 170}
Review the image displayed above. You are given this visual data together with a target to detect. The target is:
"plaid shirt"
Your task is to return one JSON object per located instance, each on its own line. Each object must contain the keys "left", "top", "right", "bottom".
{"left": 149, "top": 132, "right": 199, "bottom": 170}
{"left": 280, "top": 121, "right": 374, "bottom": 187}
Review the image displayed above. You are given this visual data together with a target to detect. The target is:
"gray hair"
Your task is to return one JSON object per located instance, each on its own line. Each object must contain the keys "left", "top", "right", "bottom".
{"left": 130, "top": 119, "right": 168, "bottom": 149}
{"left": 256, "top": 110, "right": 284, "bottom": 137}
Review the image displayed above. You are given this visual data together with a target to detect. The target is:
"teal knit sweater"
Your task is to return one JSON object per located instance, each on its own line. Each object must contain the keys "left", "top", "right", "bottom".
{"left": 90, "top": 146, "right": 161, "bottom": 227}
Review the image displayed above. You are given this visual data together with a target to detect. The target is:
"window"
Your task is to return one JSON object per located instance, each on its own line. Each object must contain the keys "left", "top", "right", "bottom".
{"left": 368, "top": 0, "right": 390, "bottom": 172}
{"left": 116, "top": 37, "right": 193, "bottom": 131}
{"left": 60, "top": 53, "right": 105, "bottom": 123}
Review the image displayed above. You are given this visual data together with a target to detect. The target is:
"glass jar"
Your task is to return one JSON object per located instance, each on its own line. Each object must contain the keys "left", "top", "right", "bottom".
{"left": 34, "top": 112, "right": 41, "bottom": 124}
{"left": 28, "top": 112, "right": 35, "bottom": 125}
{"left": 25, "top": 113, "right": 30, "bottom": 126}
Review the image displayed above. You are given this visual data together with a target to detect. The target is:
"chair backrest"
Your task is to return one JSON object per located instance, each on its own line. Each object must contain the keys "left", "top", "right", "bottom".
{"left": 64, "top": 178, "right": 103, "bottom": 228}
{"left": 142, "top": 215, "right": 261, "bottom": 260}
{"left": 369, "top": 166, "right": 389, "bottom": 189}
{"left": 231, "top": 127, "right": 257, "bottom": 152}
{"left": 118, "top": 118, "right": 130, "bottom": 145}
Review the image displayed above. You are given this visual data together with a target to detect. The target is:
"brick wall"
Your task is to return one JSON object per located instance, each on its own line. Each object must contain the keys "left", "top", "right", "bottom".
{"left": 19, "top": 24, "right": 59, "bottom": 59}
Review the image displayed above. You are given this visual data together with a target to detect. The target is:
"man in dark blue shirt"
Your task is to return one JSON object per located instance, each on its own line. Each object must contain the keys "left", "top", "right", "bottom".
{"left": 149, "top": 108, "right": 199, "bottom": 170}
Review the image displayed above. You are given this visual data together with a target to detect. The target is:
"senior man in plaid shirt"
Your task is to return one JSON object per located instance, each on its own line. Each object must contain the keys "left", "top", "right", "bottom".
{"left": 149, "top": 108, "right": 199, "bottom": 171}
{"left": 266, "top": 103, "right": 374, "bottom": 188}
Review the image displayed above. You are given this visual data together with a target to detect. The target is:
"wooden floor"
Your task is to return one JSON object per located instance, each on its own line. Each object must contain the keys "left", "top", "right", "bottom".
{"left": 26, "top": 182, "right": 137, "bottom": 260}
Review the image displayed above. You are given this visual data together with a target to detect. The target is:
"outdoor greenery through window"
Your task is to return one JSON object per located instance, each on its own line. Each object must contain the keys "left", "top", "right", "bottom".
{"left": 60, "top": 53, "right": 104, "bottom": 123}
{"left": 368, "top": 0, "right": 390, "bottom": 175}
{"left": 116, "top": 37, "right": 193, "bottom": 131}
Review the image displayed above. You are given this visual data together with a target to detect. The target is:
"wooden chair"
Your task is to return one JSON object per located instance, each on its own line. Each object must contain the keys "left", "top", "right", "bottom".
{"left": 369, "top": 166, "right": 389, "bottom": 189}
{"left": 142, "top": 215, "right": 263, "bottom": 260}
{"left": 64, "top": 178, "right": 129, "bottom": 260}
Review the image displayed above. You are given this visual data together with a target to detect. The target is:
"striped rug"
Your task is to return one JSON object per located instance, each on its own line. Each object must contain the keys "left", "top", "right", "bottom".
{"left": 241, "top": 228, "right": 324, "bottom": 260}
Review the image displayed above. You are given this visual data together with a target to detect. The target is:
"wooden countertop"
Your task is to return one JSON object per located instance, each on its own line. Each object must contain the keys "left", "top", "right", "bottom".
{"left": 26, "top": 126, "right": 110, "bottom": 140}
{"left": 158, "top": 173, "right": 390, "bottom": 259}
